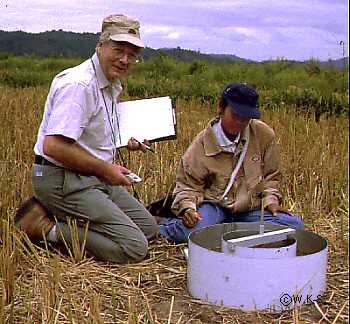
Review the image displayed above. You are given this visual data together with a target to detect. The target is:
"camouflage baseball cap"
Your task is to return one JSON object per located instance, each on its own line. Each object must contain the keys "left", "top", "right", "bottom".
{"left": 101, "top": 14, "right": 145, "bottom": 48}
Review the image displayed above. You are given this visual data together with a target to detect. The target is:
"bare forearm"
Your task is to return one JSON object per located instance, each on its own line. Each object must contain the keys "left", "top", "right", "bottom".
{"left": 42, "top": 135, "right": 131, "bottom": 186}
{"left": 43, "top": 135, "right": 106, "bottom": 175}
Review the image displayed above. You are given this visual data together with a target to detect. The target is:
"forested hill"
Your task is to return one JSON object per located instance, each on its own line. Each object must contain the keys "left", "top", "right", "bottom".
{"left": 0, "top": 30, "right": 248, "bottom": 63}
{"left": 0, "top": 30, "right": 348, "bottom": 68}
{"left": 0, "top": 30, "right": 98, "bottom": 58}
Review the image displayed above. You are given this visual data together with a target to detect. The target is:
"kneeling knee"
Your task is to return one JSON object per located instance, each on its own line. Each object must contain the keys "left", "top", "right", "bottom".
{"left": 146, "top": 222, "right": 159, "bottom": 240}
{"left": 282, "top": 213, "right": 304, "bottom": 231}
{"left": 123, "top": 235, "right": 149, "bottom": 263}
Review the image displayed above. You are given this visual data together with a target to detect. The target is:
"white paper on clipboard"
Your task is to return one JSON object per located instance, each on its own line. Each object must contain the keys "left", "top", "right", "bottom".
{"left": 115, "top": 96, "right": 176, "bottom": 147}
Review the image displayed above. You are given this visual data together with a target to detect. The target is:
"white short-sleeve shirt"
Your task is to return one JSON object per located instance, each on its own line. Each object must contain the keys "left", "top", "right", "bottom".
{"left": 34, "top": 53, "right": 122, "bottom": 165}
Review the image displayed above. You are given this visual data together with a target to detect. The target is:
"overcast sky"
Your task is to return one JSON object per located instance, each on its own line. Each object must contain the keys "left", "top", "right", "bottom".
{"left": 0, "top": 0, "right": 348, "bottom": 61}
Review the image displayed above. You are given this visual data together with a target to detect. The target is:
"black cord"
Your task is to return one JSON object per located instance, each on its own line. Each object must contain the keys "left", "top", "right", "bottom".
{"left": 90, "top": 58, "right": 140, "bottom": 201}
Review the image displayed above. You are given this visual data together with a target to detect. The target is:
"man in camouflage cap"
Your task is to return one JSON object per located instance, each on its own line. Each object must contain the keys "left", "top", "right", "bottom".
{"left": 15, "top": 14, "right": 158, "bottom": 263}
{"left": 101, "top": 14, "right": 144, "bottom": 48}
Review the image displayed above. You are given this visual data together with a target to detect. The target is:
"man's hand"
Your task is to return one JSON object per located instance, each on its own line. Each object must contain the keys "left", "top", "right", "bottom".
{"left": 181, "top": 209, "right": 203, "bottom": 228}
{"left": 266, "top": 203, "right": 292, "bottom": 216}
{"left": 127, "top": 137, "right": 151, "bottom": 152}
{"left": 102, "top": 164, "right": 132, "bottom": 186}
{"left": 42, "top": 135, "right": 133, "bottom": 186}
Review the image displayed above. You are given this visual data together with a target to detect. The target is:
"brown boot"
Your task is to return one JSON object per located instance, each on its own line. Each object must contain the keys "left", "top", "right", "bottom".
{"left": 14, "top": 197, "right": 55, "bottom": 243}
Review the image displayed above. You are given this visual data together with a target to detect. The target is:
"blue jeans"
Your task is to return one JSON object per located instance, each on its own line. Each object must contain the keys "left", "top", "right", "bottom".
{"left": 159, "top": 202, "right": 304, "bottom": 244}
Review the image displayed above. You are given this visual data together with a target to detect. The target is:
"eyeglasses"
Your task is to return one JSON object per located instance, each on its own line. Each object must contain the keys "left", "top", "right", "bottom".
{"left": 110, "top": 46, "right": 140, "bottom": 64}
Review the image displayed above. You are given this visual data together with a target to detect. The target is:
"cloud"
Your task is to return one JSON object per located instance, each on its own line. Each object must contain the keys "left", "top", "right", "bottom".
{"left": 219, "top": 26, "right": 273, "bottom": 44}
{"left": 0, "top": 0, "right": 348, "bottom": 60}
{"left": 144, "top": 26, "right": 172, "bottom": 35}
{"left": 165, "top": 32, "right": 180, "bottom": 40}
{"left": 143, "top": 25, "right": 181, "bottom": 41}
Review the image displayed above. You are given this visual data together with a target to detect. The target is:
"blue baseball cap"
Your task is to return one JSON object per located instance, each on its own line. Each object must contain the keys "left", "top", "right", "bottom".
{"left": 222, "top": 83, "right": 261, "bottom": 119}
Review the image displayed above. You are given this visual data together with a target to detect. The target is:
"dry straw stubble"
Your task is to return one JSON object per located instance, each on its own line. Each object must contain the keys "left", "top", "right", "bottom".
{"left": 0, "top": 85, "right": 348, "bottom": 323}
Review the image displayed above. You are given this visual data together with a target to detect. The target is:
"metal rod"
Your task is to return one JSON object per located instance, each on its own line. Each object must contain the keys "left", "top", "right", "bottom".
{"left": 259, "top": 192, "right": 265, "bottom": 235}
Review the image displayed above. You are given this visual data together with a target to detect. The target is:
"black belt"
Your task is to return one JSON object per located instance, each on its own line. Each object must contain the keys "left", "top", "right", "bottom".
{"left": 34, "top": 155, "right": 57, "bottom": 167}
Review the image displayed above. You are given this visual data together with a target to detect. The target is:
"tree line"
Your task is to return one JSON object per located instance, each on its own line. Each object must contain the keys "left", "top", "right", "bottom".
{"left": 0, "top": 30, "right": 348, "bottom": 121}
{"left": 0, "top": 30, "right": 348, "bottom": 68}
{"left": 0, "top": 30, "right": 247, "bottom": 64}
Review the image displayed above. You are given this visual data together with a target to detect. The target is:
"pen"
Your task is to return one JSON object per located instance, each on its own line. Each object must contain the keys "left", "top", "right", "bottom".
{"left": 142, "top": 143, "right": 155, "bottom": 153}
{"left": 134, "top": 139, "right": 155, "bottom": 153}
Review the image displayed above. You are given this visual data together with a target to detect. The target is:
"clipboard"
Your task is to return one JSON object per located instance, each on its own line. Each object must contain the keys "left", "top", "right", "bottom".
{"left": 115, "top": 96, "right": 177, "bottom": 147}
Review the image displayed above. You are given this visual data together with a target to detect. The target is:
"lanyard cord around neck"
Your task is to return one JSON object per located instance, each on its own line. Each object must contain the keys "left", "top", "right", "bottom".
{"left": 90, "top": 59, "right": 124, "bottom": 165}
{"left": 90, "top": 58, "right": 140, "bottom": 201}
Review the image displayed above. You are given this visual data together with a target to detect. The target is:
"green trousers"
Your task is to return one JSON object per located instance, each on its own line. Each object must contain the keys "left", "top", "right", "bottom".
{"left": 32, "top": 163, "right": 158, "bottom": 263}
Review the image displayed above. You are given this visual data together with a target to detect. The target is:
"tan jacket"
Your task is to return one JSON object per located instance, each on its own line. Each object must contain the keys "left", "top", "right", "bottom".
{"left": 171, "top": 117, "right": 282, "bottom": 216}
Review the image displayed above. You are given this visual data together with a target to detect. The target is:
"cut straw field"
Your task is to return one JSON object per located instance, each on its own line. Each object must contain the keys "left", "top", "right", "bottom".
{"left": 0, "top": 85, "right": 348, "bottom": 323}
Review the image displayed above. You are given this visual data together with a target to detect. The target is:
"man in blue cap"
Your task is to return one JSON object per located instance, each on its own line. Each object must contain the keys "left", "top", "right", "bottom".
{"left": 158, "top": 83, "right": 304, "bottom": 243}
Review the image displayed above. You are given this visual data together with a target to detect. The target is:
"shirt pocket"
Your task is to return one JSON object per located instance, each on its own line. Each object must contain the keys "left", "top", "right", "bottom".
{"left": 86, "top": 107, "right": 111, "bottom": 147}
